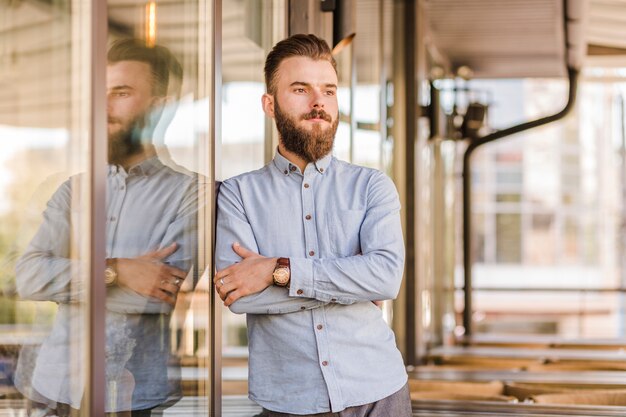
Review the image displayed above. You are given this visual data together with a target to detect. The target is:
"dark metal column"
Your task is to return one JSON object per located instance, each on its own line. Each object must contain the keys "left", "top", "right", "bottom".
{"left": 88, "top": 0, "right": 108, "bottom": 414}
{"left": 211, "top": 1, "right": 222, "bottom": 416}
{"left": 403, "top": 0, "right": 417, "bottom": 366}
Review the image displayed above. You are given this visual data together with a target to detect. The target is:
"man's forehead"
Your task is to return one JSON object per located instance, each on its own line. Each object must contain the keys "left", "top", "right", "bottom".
{"left": 107, "top": 60, "right": 154, "bottom": 86}
{"left": 275, "top": 57, "right": 337, "bottom": 86}
{"left": 107, "top": 60, "right": 154, "bottom": 77}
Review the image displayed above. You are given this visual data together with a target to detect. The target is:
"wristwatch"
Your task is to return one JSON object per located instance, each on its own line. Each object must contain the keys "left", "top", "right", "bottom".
{"left": 104, "top": 259, "right": 118, "bottom": 287}
{"left": 272, "top": 258, "right": 291, "bottom": 287}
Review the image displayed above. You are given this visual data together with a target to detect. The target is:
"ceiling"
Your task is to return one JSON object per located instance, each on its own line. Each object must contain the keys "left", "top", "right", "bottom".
{"left": 424, "top": 0, "right": 626, "bottom": 79}
{"left": 2, "top": 0, "right": 626, "bottom": 129}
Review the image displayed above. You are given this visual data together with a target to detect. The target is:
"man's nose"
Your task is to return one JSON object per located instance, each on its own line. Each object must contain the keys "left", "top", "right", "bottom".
{"left": 310, "top": 90, "right": 325, "bottom": 108}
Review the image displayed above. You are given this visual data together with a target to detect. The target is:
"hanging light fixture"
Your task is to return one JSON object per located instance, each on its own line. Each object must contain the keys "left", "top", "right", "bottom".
{"left": 145, "top": 1, "right": 157, "bottom": 47}
{"left": 321, "top": 0, "right": 356, "bottom": 55}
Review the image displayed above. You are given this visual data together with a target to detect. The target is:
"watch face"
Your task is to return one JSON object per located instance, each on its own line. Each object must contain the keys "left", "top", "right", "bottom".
{"left": 104, "top": 267, "right": 117, "bottom": 285}
{"left": 273, "top": 267, "right": 290, "bottom": 286}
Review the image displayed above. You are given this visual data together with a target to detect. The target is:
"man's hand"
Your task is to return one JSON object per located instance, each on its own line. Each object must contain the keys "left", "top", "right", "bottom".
{"left": 115, "top": 243, "right": 187, "bottom": 306}
{"left": 214, "top": 243, "right": 277, "bottom": 307}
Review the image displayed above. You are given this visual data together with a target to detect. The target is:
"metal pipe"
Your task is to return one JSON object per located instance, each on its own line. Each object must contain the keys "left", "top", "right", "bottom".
{"left": 462, "top": 67, "right": 579, "bottom": 337}
{"left": 429, "top": 82, "right": 440, "bottom": 139}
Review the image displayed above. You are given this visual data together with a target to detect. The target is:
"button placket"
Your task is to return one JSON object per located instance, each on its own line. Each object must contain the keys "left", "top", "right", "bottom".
{"left": 301, "top": 172, "right": 318, "bottom": 270}
{"left": 311, "top": 308, "right": 333, "bottom": 390}
{"left": 106, "top": 175, "right": 125, "bottom": 254}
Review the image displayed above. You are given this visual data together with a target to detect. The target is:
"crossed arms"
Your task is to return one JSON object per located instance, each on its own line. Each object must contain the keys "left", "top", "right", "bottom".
{"left": 214, "top": 172, "right": 405, "bottom": 315}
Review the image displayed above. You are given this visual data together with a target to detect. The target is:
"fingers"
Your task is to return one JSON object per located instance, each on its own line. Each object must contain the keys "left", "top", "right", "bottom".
{"left": 216, "top": 279, "right": 236, "bottom": 301}
{"left": 150, "top": 242, "right": 178, "bottom": 260}
{"left": 214, "top": 264, "right": 236, "bottom": 284}
{"left": 160, "top": 279, "right": 181, "bottom": 295}
{"left": 149, "top": 278, "right": 181, "bottom": 306}
{"left": 232, "top": 242, "right": 257, "bottom": 259}
{"left": 156, "top": 290, "right": 177, "bottom": 306}
{"left": 164, "top": 264, "right": 187, "bottom": 279}
{"left": 224, "top": 289, "right": 243, "bottom": 307}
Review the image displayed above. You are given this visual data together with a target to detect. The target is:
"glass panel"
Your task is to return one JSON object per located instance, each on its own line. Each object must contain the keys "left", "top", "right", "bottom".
{"left": 464, "top": 291, "right": 622, "bottom": 338}
{"left": 495, "top": 213, "right": 521, "bottom": 263}
{"left": 526, "top": 213, "right": 555, "bottom": 264}
{"left": 102, "top": 1, "right": 214, "bottom": 415}
{"left": 461, "top": 77, "right": 623, "bottom": 342}
{"left": 220, "top": 1, "right": 284, "bottom": 415}
{"left": 0, "top": 1, "right": 93, "bottom": 415}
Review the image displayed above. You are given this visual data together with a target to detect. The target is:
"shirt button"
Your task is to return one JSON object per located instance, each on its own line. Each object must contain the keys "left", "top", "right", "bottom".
{"left": 297, "top": 289, "right": 304, "bottom": 295}
{"left": 309, "top": 250, "right": 315, "bottom": 256}
{"left": 110, "top": 216, "right": 116, "bottom": 222}
{"left": 290, "top": 165, "right": 297, "bottom": 172}
{"left": 320, "top": 168, "right": 324, "bottom": 173}
{"left": 284, "top": 170, "right": 288, "bottom": 175}
{"left": 305, "top": 214, "right": 312, "bottom": 220}
{"left": 317, "top": 324, "right": 323, "bottom": 330}
{"left": 331, "top": 298, "right": 337, "bottom": 302}
{"left": 300, "top": 306, "right": 306, "bottom": 310}
{"left": 304, "top": 183, "right": 310, "bottom": 188}
{"left": 322, "top": 361, "right": 329, "bottom": 366}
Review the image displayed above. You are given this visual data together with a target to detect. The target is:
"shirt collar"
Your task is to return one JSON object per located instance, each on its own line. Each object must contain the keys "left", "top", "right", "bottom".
{"left": 108, "top": 156, "right": 164, "bottom": 177}
{"left": 272, "top": 149, "right": 331, "bottom": 176}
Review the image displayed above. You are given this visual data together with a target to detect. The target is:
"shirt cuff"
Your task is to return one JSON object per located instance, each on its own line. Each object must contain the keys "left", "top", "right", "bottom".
{"left": 288, "top": 258, "right": 355, "bottom": 304}
{"left": 289, "top": 258, "right": 315, "bottom": 299}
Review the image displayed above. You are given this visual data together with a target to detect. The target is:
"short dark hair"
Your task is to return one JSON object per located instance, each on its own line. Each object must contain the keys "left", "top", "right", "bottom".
{"left": 107, "top": 39, "right": 183, "bottom": 98}
{"left": 264, "top": 34, "right": 337, "bottom": 95}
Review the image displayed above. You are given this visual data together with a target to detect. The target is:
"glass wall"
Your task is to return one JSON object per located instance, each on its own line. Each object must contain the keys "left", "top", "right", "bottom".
{"left": 0, "top": 0, "right": 216, "bottom": 415}
{"left": 0, "top": 1, "right": 95, "bottom": 414}
{"left": 458, "top": 75, "right": 626, "bottom": 339}
{"left": 219, "top": 1, "right": 284, "bottom": 415}
{"left": 106, "top": 1, "right": 216, "bottom": 415}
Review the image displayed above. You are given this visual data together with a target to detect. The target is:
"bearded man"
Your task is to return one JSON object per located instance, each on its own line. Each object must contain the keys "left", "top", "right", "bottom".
{"left": 15, "top": 39, "right": 199, "bottom": 416}
{"left": 215, "top": 34, "right": 411, "bottom": 417}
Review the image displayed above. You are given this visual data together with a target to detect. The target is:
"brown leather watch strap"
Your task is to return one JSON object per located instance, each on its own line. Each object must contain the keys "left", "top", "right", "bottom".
{"left": 277, "top": 257, "right": 290, "bottom": 267}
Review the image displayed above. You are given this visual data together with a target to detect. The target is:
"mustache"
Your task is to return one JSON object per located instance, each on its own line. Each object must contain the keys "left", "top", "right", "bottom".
{"left": 301, "top": 109, "right": 332, "bottom": 123}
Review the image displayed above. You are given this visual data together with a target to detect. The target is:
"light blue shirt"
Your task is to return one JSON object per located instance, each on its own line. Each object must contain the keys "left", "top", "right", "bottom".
{"left": 15, "top": 157, "right": 199, "bottom": 412}
{"left": 216, "top": 152, "right": 407, "bottom": 414}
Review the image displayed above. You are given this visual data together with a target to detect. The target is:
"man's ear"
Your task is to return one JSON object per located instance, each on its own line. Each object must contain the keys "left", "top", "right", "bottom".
{"left": 262, "top": 93, "right": 275, "bottom": 118}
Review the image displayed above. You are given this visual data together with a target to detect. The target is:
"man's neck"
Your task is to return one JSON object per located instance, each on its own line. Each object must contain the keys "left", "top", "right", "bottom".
{"left": 119, "top": 144, "right": 157, "bottom": 171}
{"left": 277, "top": 143, "right": 308, "bottom": 173}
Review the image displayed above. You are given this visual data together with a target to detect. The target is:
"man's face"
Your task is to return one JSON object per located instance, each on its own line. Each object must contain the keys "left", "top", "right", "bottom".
{"left": 106, "top": 60, "right": 158, "bottom": 163}
{"left": 265, "top": 57, "right": 339, "bottom": 162}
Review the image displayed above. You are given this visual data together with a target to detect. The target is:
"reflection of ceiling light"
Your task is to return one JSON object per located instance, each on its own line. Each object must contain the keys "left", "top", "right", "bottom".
{"left": 332, "top": 33, "right": 355, "bottom": 55}
{"left": 145, "top": 1, "right": 156, "bottom": 47}
{"left": 456, "top": 65, "right": 473, "bottom": 80}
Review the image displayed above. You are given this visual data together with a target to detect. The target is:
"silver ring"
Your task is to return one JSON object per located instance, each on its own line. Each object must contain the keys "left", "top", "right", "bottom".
{"left": 175, "top": 278, "right": 182, "bottom": 286}
{"left": 219, "top": 278, "right": 225, "bottom": 286}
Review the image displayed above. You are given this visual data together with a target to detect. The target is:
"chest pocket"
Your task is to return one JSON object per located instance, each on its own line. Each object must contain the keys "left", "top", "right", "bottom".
{"left": 325, "top": 209, "right": 365, "bottom": 257}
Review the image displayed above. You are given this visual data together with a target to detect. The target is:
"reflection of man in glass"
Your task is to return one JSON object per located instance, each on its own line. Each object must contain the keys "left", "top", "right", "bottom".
{"left": 15, "top": 39, "right": 198, "bottom": 417}
{"left": 215, "top": 34, "right": 411, "bottom": 416}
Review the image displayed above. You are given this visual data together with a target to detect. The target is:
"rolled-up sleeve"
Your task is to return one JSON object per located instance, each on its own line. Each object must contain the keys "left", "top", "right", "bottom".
{"left": 288, "top": 172, "right": 405, "bottom": 304}
{"left": 15, "top": 179, "right": 85, "bottom": 303}
{"left": 216, "top": 179, "right": 326, "bottom": 314}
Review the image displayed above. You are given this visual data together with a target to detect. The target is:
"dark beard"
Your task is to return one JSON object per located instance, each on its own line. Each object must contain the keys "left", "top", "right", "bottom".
{"left": 275, "top": 99, "right": 339, "bottom": 163}
{"left": 108, "top": 118, "right": 144, "bottom": 165}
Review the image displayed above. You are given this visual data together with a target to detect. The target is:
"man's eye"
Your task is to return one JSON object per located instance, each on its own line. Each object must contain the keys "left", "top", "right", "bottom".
{"left": 295, "top": 88, "right": 306, "bottom": 93}
{"left": 325, "top": 90, "right": 336, "bottom": 96}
